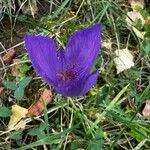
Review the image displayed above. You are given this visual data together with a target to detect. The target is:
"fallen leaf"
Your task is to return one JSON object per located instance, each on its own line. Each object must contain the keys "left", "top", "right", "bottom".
{"left": 114, "top": 48, "right": 135, "bottom": 74}
{"left": 145, "top": 16, "right": 150, "bottom": 25}
{"left": 2, "top": 48, "right": 16, "bottom": 63}
{"left": 89, "top": 88, "right": 97, "bottom": 96}
{"left": 126, "top": 11, "right": 145, "bottom": 27}
{"left": 11, "top": 59, "right": 21, "bottom": 77}
{"left": 142, "top": 100, "right": 150, "bottom": 117}
{"left": 126, "top": 11, "right": 145, "bottom": 39}
{"left": 132, "top": 26, "right": 145, "bottom": 39}
{"left": 27, "top": 88, "right": 53, "bottom": 117}
{"left": 128, "top": 0, "right": 144, "bottom": 10}
{"left": 102, "top": 39, "right": 112, "bottom": 50}
{"left": 8, "top": 105, "right": 28, "bottom": 130}
{"left": 0, "top": 87, "right": 4, "bottom": 94}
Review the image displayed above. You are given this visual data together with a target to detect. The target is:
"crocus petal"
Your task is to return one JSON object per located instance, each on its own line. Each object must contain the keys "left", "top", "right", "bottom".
{"left": 82, "top": 70, "right": 98, "bottom": 94}
{"left": 24, "top": 35, "right": 58, "bottom": 85}
{"left": 57, "top": 48, "right": 67, "bottom": 72}
{"left": 66, "top": 24, "right": 102, "bottom": 72}
{"left": 54, "top": 79, "right": 85, "bottom": 96}
{"left": 55, "top": 70, "right": 98, "bottom": 96}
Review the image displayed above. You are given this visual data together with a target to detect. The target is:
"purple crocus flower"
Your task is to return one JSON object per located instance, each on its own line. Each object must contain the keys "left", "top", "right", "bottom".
{"left": 24, "top": 24, "right": 102, "bottom": 96}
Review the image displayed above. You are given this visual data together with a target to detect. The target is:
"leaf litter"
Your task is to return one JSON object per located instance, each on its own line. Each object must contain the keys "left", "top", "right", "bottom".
{"left": 114, "top": 48, "right": 135, "bottom": 74}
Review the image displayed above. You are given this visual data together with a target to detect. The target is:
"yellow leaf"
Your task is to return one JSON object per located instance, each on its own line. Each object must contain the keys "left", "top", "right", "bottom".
{"left": 8, "top": 105, "right": 28, "bottom": 131}
{"left": 114, "top": 48, "right": 135, "bottom": 74}
{"left": 89, "top": 88, "right": 97, "bottom": 96}
{"left": 130, "top": 0, "right": 144, "bottom": 10}
{"left": 145, "top": 16, "right": 150, "bottom": 25}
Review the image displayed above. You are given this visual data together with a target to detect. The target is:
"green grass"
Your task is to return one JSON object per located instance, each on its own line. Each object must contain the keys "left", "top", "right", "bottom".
{"left": 0, "top": 0, "right": 150, "bottom": 149}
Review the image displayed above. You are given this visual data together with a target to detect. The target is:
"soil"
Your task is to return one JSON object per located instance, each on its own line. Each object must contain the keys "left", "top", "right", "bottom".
{"left": 0, "top": 0, "right": 51, "bottom": 81}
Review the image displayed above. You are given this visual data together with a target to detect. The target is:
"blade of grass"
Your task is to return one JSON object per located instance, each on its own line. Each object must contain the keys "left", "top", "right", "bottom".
{"left": 16, "top": 128, "right": 73, "bottom": 150}
{"left": 110, "top": 84, "right": 150, "bottom": 149}
{"left": 89, "top": 84, "right": 129, "bottom": 133}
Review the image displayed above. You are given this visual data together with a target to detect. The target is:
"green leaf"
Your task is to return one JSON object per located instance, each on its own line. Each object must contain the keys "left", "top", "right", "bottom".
{"left": 20, "top": 64, "right": 31, "bottom": 74}
{"left": 133, "top": 18, "right": 143, "bottom": 30}
{"left": 14, "top": 87, "right": 24, "bottom": 100}
{"left": 17, "top": 14, "right": 27, "bottom": 22}
{"left": 28, "top": 128, "right": 41, "bottom": 136}
{"left": 18, "top": 77, "right": 32, "bottom": 88}
{"left": 87, "top": 128, "right": 103, "bottom": 150}
{"left": 9, "top": 130, "right": 23, "bottom": 140}
{"left": 0, "top": 106, "right": 12, "bottom": 117}
{"left": 3, "top": 80, "right": 18, "bottom": 90}
{"left": 37, "top": 130, "right": 46, "bottom": 140}
{"left": 70, "top": 142, "right": 78, "bottom": 150}
{"left": 17, "top": 129, "right": 73, "bottom": 150}
{"left": 49, "top": 0, "right": 70, "bottom": 19}
{"left": 144, "top": 38, "right": 150, "bottom": 53}
{"left": 128, "top": 128, "right": 147, "bottom": 141}
{"left": 9, "top": 130, "right": 23, "bottom": 146}
{"left": 39, "top": 122, "right": 47, "bottom": 131}
{"left": 145, "top": 24, "right": 150, "bottom": 37}
{"left": 28, "top": 122, "right": 47, "bottom": 140}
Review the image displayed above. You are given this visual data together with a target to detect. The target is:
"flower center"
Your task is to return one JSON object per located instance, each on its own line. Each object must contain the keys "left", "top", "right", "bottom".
{"left": 57, "top": 70, "right": 73, "bottom": 81}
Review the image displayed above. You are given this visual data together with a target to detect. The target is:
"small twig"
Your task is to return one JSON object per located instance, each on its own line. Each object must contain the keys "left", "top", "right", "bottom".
{"left": 60, "top": 0, "right": 84, "bottom": 25}
{"left": 126, "top": 34, "right": 131, "bottom": 49}
{"left": 87, "top": 0, "right": 94, "bottom": 20}
{"left": 111, "top": 14, "right": 120, "bottom": 50}
{"left": 133, "top": 139, "right": 149, "bottom": 150}
{"left": 0, "top": 55, "right": 7, "bottom": 79}
{"left": 0, "top": 41, "right": 24, "bottom": 55}
{"left": 0, "top": 60, "right": 30, "bottom": 71}
{"left": 0, "top": 42, "right": 7, "bottom": 79}
{"left": 49, "top": 0, "right": 53, "bottom": 14}
{"left": 0, "top": 42, "right": 7, "bottom": 52}
{"left": 60, "top": 109, "right": 63, "bottom": 132}
{"left": 10, "top": 41, "right": 24, "bottom": 49}
{"left": 13, "top": 0, "right": 28, "bottom": 30}
{"left": 63, "top": 107, "right": 73, "bottom": 150}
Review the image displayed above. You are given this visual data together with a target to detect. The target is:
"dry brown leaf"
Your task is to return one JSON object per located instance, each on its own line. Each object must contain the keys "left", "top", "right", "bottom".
{"left": 8, "top": 105, "right": 28, "bottom": 130}
{"left": 2, "top": 48, "right": 16, "bottom": 63}
{"left": 114, "top": 48, "right": 135, "bottom": 74}
{"left": 0, "top": 87, "right": 4, "bottom": 94}
{"left": 142, "top": 100, "right": 150, "bottom": 117}
{"left": 27, "top": 88, "right": 53, "bottom": 117}
{"left": 11, "top": 59, "right": 21, "bottom": 77}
